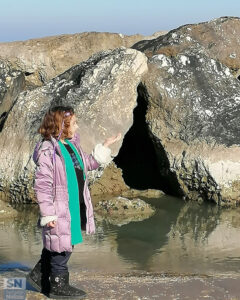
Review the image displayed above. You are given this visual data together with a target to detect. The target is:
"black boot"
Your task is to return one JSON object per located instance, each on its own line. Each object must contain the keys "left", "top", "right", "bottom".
{"left": 26, "top": 259, "right": 50, "bottom": 295}
{"left": 49, "top": 271, "right": 86, "bottom": 299}
{"left": 26, "top": 259, "right": 42, "bottom": 292}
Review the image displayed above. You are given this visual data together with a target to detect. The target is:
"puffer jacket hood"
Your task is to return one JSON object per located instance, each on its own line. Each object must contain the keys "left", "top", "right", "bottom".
{"left": 33, "top": 132, "right": 81, "bottom": 165}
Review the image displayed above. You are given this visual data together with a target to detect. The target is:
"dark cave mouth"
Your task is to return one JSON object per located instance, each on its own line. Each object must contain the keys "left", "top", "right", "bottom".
{"left": 113, "top": 84, "right": 182, "bottom": 196}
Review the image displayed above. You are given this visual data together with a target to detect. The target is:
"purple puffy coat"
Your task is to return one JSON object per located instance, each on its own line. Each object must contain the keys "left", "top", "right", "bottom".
{"left": 33, "top": 132, "right": 100, "bottom": 253}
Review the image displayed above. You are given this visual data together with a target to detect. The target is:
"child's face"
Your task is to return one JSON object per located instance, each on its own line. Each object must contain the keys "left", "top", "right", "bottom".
{"left": 68, "top": 114, "right": 79, "bottom": 138}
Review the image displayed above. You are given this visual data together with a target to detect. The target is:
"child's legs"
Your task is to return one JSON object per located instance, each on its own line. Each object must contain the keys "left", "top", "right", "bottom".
{"left": 35, "top": 248, "right": 51, "bottom": 292}
{"left": 50, "top": 251, "right": 72, "bottom": 274}
{"left": 40, "top": 245, "right": 74, "bottom": 274}
{"left": 48, "top": 245, "right": 74, "bottom": 274}
{"left": 40, "top": 247, "right": 51, "bottom": 275}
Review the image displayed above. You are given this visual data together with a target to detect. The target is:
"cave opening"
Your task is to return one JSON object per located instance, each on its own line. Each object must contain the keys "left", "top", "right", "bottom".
{"left": 114, "top": 84, "right": 160, "bottom": 190}
{"left": 113, "top": 83, "right": 183, "bottom": 197}
{"left": 113, "top": 84, "right": 163, "bottom": 191}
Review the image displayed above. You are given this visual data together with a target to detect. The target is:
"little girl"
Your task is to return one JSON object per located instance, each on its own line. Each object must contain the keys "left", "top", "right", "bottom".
{"left": 27, "top": 105, "right": 121, "bottom": 299}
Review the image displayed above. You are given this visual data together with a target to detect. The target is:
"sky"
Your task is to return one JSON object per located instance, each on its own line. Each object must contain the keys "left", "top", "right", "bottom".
{"left": 0, "top": 0, "right": 240, "bottom": 42}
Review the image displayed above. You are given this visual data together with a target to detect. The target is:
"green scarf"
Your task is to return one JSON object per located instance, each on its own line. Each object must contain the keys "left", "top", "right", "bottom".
{"left": 65, "top": 139, "right": 86, "bottom": 180}
{"left": 58, "top": 140, "right": 83, "bottom": 245}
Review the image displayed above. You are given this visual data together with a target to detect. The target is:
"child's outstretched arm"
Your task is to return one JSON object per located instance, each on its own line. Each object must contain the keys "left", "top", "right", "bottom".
{"left": 90, "top": 143, "right": 112, "bottom": 168}
{"left": 81, "top": 144, "right": 112, "bottom": 171}
{"left": 86, "top": 132, "right": 122, "bottom": 169}
{"left": 34, "top": 149, "right": 58, "bottom": 227}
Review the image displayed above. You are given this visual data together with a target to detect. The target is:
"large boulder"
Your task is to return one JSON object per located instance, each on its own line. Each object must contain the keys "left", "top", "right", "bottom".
{"left": 94, "top": 196, "right": 155, "bottom": 226}
{"left": 0, "top": 31, "right": 166, "bottom": 87}
{"left": 131, "top": 17, "right": 240, "bottom": 206}
{"left": 0, "top": 47, "right": 148, "bottom": 202}
{"left": 132, "top": 16, "right": 240, "bottom": 75}
{"left": 0, "top": 59, "right": 25, "bottom": 128}
{"left": 1, "top": 17, "right": 240, "bottom": 207}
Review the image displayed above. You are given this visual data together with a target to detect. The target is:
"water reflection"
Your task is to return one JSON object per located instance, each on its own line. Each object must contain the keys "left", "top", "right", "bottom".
{"left": 0, "top": 204, "right": 42, "bottom": 266}
{"left": 0, "top": 196, "right": 240, "bottom": 276}
{"left": 173, "top": 201, "right": 221, "bottom": 242}
{"left": 115, "top": 195, "right": 184, "bottom": 269}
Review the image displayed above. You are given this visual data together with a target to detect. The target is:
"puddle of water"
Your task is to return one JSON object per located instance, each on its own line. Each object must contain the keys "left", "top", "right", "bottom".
{"left": 0, "top": 195, "right": 240, "bottom": 276}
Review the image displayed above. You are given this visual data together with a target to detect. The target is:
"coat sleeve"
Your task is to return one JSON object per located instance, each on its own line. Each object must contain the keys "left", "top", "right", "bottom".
{"left": 33, "top": 149, "right": 58, "bottom": 226}
{"left": 82, "top": 151, "right": 100, "bottom": 171}
{"left": 81, "top": 143, "right": 112, "bottom": 171}
{"left": 91, "top": 143, "right": 112, "bottom": 165}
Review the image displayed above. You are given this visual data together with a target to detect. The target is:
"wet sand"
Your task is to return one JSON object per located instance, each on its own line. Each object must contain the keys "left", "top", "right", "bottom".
{"left": 69, "top": 272, "right": 240, "bottom": 300}
{"left": 1, "top": 271, "right": 239, "bottom": 300}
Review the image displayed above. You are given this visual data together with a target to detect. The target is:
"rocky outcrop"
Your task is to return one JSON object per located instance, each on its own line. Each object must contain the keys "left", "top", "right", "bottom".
{"left": 0, "top": 47, "right": 148, "bottom": 202}
{"left": 0, "top": 31, "right": 167, "bottom": 87}
{"left": 0, "top": 60, "right": 25, "bottom": 130}
{"left": 0, "top": 17, "right": 240, "bottom": 207}
{"left": 132, "top": 16, "right": 240, "bottom": 76}
{"left": 131, "top": 16, "right": 240, "bottom": 206}
{"left": 94, "top": 196, "right": 155, "bottom": 226}
{"left": 89, "top": 162, "right": 130, "bottom": 196}
{"left": 121, "top": 188, "right": 164, "bottom": 198}
{"left": 89, "top": 161, "right": 165, "bottom": 200}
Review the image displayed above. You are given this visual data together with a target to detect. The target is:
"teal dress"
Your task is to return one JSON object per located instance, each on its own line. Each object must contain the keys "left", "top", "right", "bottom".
{"left": 58, "top": 139, "right": 86, "bottom": 245}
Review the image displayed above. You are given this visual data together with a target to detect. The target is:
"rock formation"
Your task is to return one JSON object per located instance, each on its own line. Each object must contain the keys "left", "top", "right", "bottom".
{"left": 0, "top": 60, "right": 25, "bottom": 130}
{"left": 131, "top": 16, "right": 240, "bottom": 206}
{"left": 89, "top": 162, "right": 130, "bottom": 196}
{"left": 0, "top": 31, "right": 167, "bottom": 87}
{"left": 0, "top": 16, "right": 240, "bottom": 207}
{"left": 0, "top": 47, "right": 148, "bottom": 203}
{"left": 132, "top": 16, "right": 240, "bottom": 75}
{"left": 94, "top": 196, "right": 155, "bottom": 226}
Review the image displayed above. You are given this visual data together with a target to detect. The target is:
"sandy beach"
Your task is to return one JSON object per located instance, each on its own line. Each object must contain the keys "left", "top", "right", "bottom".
{"left": 1, "top": 271, "right": 239, "bottom": 300}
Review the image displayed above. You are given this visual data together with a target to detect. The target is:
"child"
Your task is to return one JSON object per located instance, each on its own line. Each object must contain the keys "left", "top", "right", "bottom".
{"left": 27, "top": 105, "right": 121, "bottom": 299}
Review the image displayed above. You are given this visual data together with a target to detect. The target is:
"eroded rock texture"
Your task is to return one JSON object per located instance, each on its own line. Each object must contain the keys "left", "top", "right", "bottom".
{"left": 132, "top": 16, "right": 240, "bottom": 74}
{"left": 0, "top": 16, "right": 240, "bottom": 206}
{"left": 0, "top": 60, "right": 25, "bottom": 130}
{"left": 0, "top": 47, "right": 148, "bottom": 202}
{"left": 0, "top": 31, "right": 166, "bottom": 87}
{"left": 132, "top": 16, "right": 240, "bottom": 205}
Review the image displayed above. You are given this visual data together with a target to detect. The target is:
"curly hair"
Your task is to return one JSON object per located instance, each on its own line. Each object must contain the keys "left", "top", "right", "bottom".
{"left": 38, "top": 106, "right": 75, "bottom": 140}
